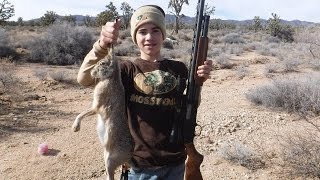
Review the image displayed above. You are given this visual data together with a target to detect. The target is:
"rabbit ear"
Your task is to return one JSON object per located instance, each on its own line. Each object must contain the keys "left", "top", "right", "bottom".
{"left": 109, "top": 59, "right": 114, "bottom": 66}
{"left": 91, "top": 69, "right": 97, "bottom": 77}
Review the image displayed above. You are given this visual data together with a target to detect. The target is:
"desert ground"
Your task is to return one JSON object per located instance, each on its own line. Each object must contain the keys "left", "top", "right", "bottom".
{"left": 1, "top": 25, "right": 320, "bottom": 180}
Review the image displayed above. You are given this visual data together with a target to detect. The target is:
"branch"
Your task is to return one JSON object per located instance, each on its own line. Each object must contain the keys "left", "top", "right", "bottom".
{"left": 305, "top": 116, "right": 320, "bottom": 132}
{"left": 309, "top": 42, "right": 320, "bottom": 59}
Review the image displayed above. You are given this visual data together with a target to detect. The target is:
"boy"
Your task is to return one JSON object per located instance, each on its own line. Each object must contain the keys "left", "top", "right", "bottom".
{"left": 78, "top": 5, "right": 212, "bottom": 180}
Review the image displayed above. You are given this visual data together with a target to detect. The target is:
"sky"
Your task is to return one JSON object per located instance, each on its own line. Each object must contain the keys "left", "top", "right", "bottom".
{"left": 7, "top": 0, "right": 320, "bottom": 23}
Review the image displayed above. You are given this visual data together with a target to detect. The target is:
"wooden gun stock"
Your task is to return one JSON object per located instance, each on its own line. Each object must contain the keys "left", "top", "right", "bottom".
{"left": 185, "top": 143, "right": 204, "bottom": 180}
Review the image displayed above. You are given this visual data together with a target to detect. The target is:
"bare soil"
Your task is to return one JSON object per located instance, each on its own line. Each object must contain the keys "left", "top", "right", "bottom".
{"left": 0, "top": 52, "right": 317, "bottom": 180}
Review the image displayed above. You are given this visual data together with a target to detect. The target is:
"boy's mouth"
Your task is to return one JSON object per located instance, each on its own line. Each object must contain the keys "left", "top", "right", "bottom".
{"left": 144, "top": 43, "right": 156, "bottom": 48}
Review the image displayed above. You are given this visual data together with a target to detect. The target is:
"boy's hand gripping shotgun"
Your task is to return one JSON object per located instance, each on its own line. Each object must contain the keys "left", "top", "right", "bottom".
{"left": 184, "top": 0, "right": 210, "bottom": 179}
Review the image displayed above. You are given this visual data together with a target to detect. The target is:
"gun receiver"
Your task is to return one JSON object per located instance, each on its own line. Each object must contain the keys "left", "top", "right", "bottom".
{"left": 184, "top": 0, "right": 210, "bottom": 145}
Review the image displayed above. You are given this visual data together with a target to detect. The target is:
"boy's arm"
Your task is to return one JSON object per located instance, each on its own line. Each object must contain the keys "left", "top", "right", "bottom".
{"left": 77, "top": 40, "right": 110, "bottom": 86}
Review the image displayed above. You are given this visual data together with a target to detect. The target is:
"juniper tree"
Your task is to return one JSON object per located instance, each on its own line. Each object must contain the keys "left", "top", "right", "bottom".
{"left": 62, "top": 14, "right": 76, "bottom": 25}
{"left": 83, "top": 15, "right": 95, "bottom": 27}
{"left": 17, "top": 17, "right": 23, "bottom": 26}
{"left": 253, "top": 16, "right": 263, "bottom": 32}
{"left": 267, "top": 13, "right": 294, "bottom": 42}
{"left": 0, "top": 0, "right": 14, "bottom": 25}
{"left": 40, "top": 11, "right": 58, "bottom": 26}
{"left": 210, "top": 18, "right": 224, "bottom": 30}
{"left": 204, "top": 3, "right": 215, "bottom": 16}
{"left": 120, "top": 2, "right": 133, "bottom": 29}
{"left": 96, "top": 2, "right": 119, "bottom": 26}
{"left": 267, "top": 13, "right": 281, "bottom": 37}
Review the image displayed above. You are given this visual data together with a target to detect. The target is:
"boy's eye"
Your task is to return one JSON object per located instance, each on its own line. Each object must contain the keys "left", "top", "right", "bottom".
{"left": 138, "top": 30, "right": 147, "bottom": 35}
{"left": 153, "top": 29, "right": 161, "bottom": 33}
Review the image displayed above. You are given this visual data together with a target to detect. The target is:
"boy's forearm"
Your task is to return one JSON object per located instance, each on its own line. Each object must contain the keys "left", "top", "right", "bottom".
{"left": 77, "top": 40, "right": 110, "bottom": 86}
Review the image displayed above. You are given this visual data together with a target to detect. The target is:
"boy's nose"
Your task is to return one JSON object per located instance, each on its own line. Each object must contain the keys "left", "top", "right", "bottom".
{"left": 145, "top": 33, "right": 152, "bottom": 40}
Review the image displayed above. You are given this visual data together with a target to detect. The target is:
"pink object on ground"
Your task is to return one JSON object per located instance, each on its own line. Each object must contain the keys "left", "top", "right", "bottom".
{"left": 38, "top": 142, "right": 49, "bottom": 155}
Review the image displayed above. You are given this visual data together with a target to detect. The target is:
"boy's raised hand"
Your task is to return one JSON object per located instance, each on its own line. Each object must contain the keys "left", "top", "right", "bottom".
{"left": 197, "top": 59, "right": 213, "bottom": 81}
{"left": 99, "top": 19, "right": 121, "bottom": 49}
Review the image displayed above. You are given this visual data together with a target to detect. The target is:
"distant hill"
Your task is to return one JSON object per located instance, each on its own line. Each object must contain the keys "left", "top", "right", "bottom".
{"left": 219, "top": 19, "right": 315, "bottom": 27}
{"left": 168, "top": 14, "right": 316, "bottom": 27}
{"left": 29, "top": 14, "right": 316, "bottom": 27}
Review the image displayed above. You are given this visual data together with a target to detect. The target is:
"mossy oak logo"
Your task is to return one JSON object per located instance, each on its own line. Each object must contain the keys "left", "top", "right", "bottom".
{"left": 134, "top": 70, "right": 176, "bottom": 95}
{"left": 136, "top": 15, "right": 143, "bottom": 22}
{"left": 135, "top": 15, "right": 148, "bottom": 24}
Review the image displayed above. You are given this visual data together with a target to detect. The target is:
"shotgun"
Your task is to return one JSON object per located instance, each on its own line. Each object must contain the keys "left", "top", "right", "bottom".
{"left": 184, "top": 0, "right": 210, "bottom": 179}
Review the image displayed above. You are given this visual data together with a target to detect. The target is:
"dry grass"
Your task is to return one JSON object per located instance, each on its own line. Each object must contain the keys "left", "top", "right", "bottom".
{"left": 277, "top": 127, "right": 320, "bottom": 179}
{"left": 218, "top": 141, "right": 266, "bottom": 171}
{"left": 3, "top": 24, "right": 320, "bottom": 179}
{"left": 246, "top": 73, "right": 320, "bottom": 117}
{"left": 0, "top": 60, "right": 23, "bottom": 112}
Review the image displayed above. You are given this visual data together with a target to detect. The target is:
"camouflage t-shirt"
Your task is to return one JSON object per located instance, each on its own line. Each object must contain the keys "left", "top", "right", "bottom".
{"left": 120, "top": 58, "right": 188, "bottom": 168}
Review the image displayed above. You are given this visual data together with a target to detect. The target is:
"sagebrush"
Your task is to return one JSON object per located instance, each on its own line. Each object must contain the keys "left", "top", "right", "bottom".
{"left": 0, "top": 28, "right": 16, "bottom": 58}
{"left": 27, "top": 22, "right": 95, "bottom": 65}
{"left": 246, "top": 73, "right": 320, "bottom": 117}
{"left": 279, "top": 130, "right": 320, "bottom": 178}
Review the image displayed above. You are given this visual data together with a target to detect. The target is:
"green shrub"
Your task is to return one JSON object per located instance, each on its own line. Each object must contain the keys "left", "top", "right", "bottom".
{"left": 267, "top": 13, "right": 294, "bottom": 42}
{"left": 277, "top": 25, "right": 295, "bottom": 43}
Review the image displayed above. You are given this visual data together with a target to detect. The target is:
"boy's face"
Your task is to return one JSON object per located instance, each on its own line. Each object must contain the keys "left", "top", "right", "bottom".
{"left": 136, "top": 23, "right": 163, "bottom": 60}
